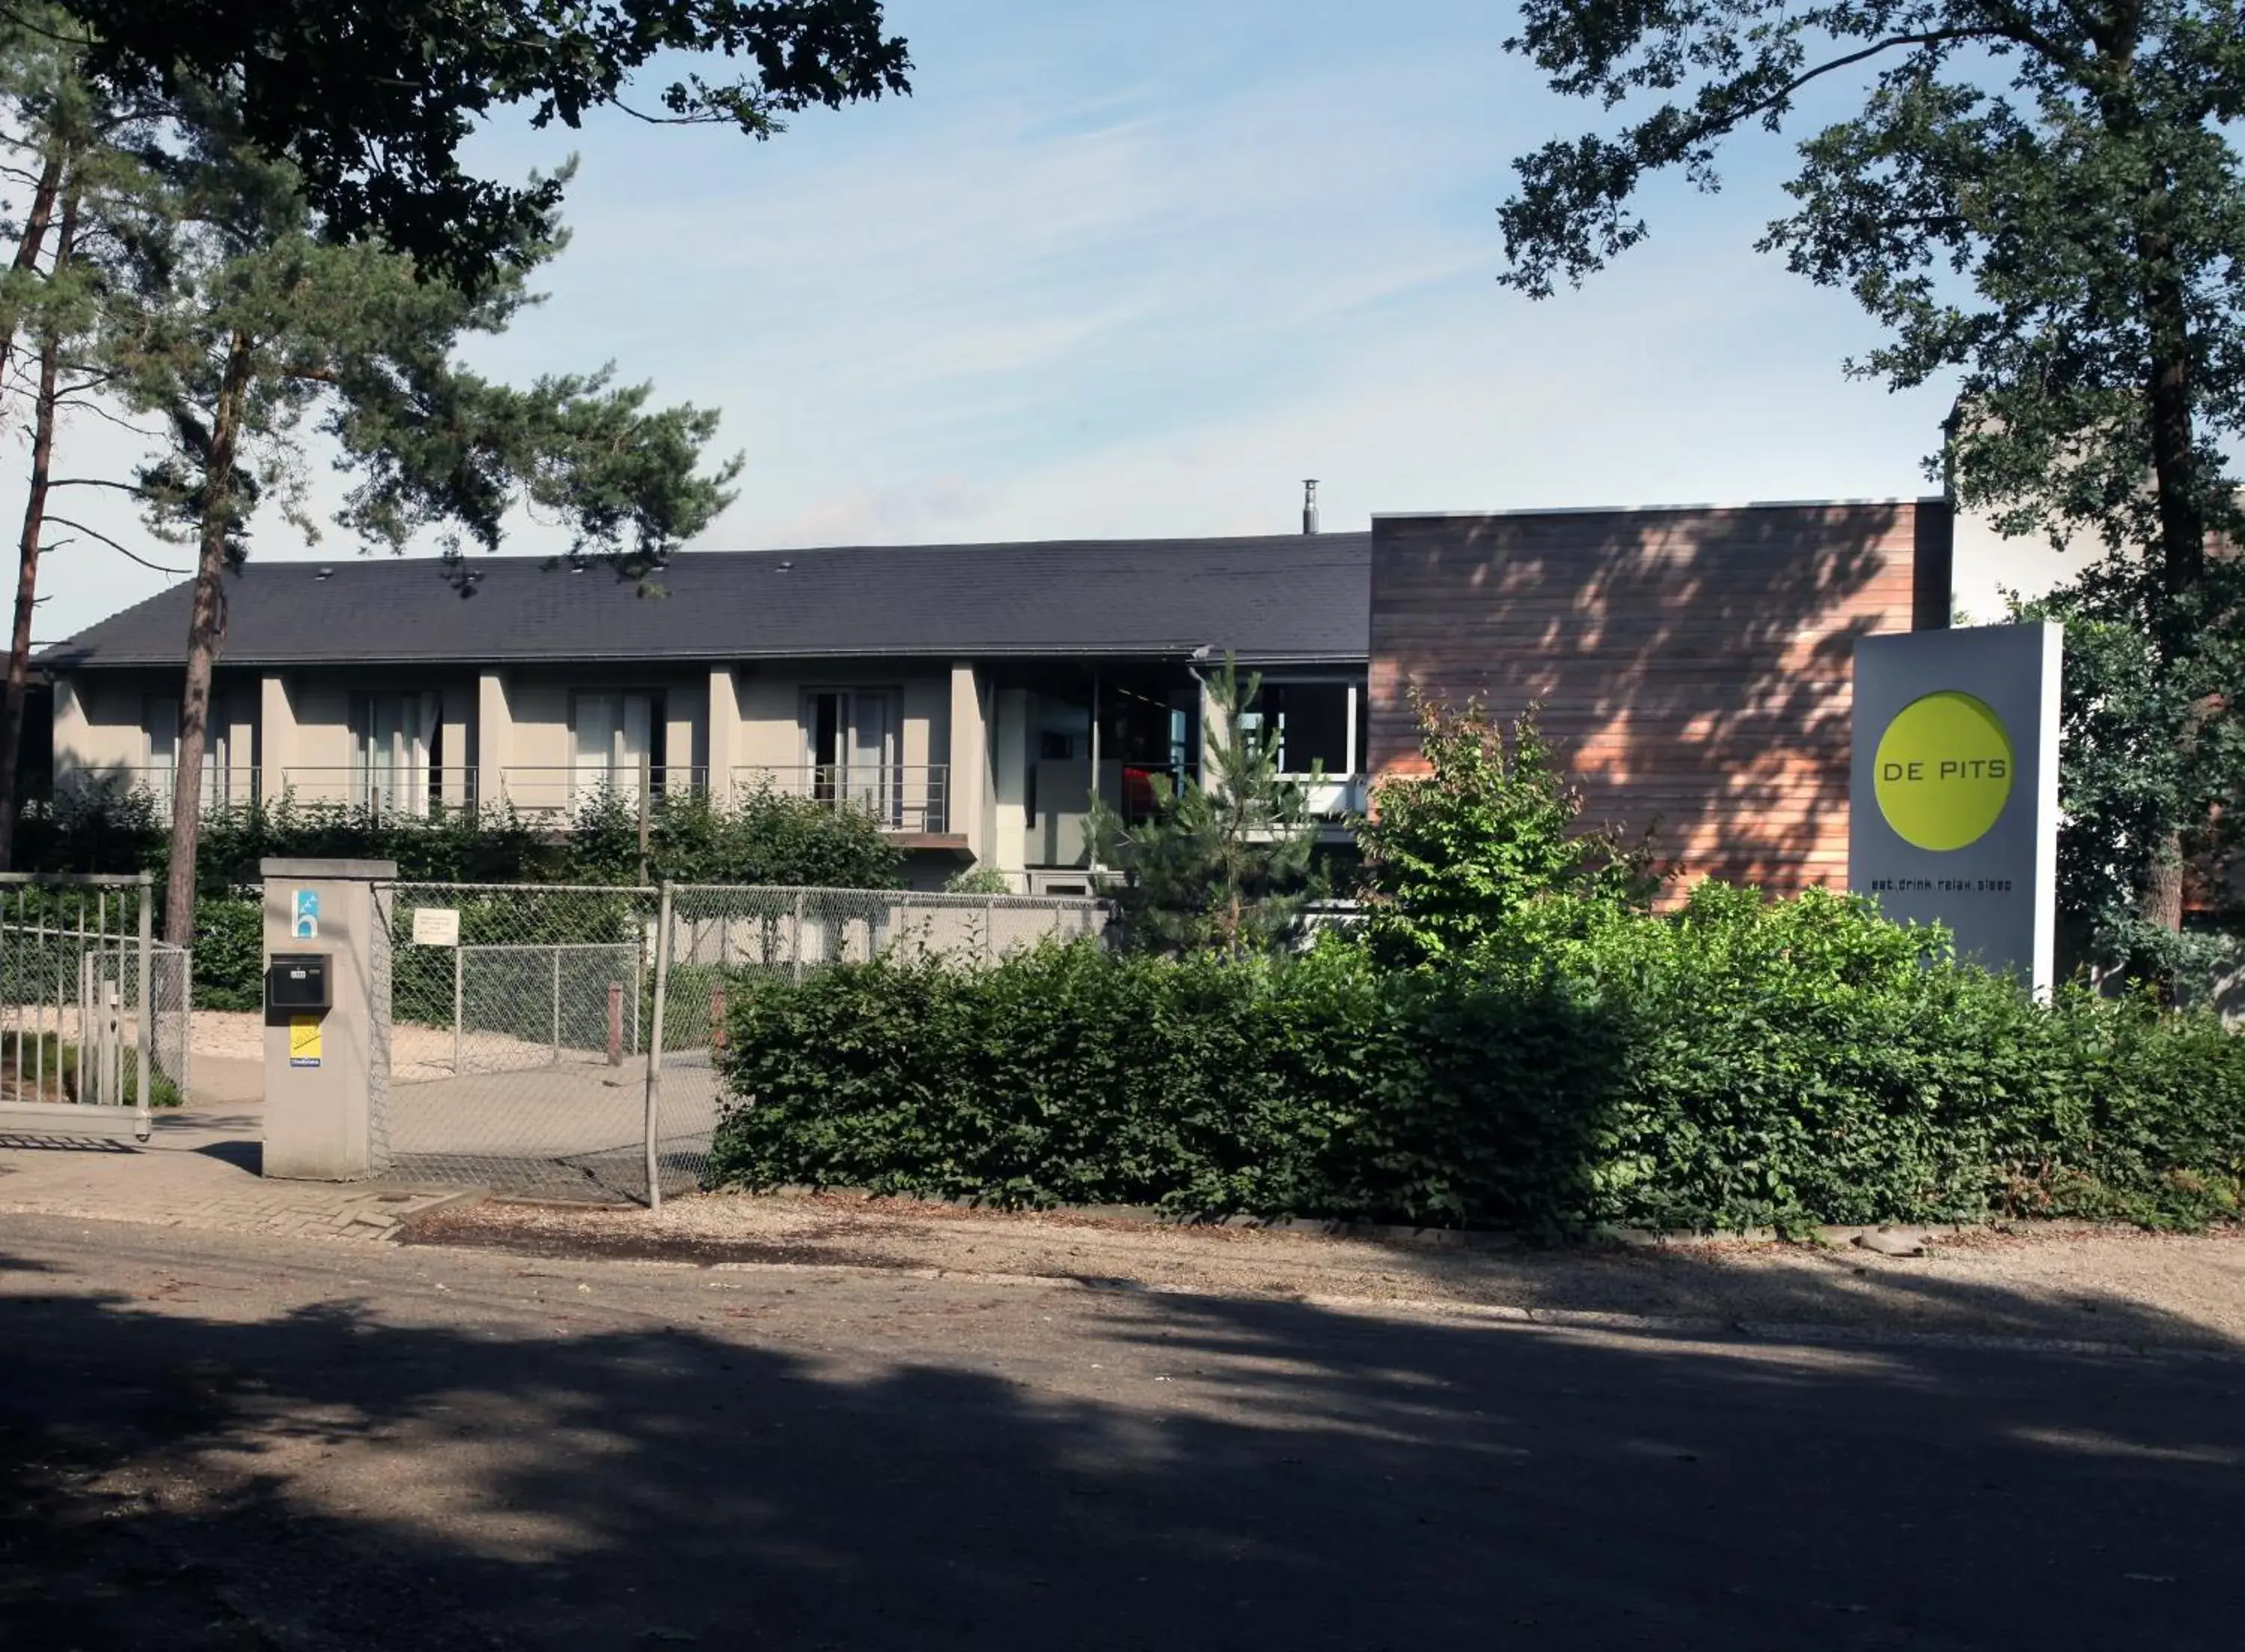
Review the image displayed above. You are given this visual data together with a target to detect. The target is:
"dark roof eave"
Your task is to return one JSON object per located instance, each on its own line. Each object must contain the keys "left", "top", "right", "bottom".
{"left": 49, "top": 643, "right": 1370, "bottom": 670}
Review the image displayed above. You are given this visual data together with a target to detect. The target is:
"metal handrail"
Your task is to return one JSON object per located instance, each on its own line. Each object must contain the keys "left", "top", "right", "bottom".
{"left": 732, "top": 763, "right": 950, "bottom": 833}
{"left": 63, "top": 766, "right": 259, "bottom": 813}
{"left": 277, "top": 767, "right": 479, "bottom": 814}
{"left": 496, "top": 766, "right": 709, "bottom": 812}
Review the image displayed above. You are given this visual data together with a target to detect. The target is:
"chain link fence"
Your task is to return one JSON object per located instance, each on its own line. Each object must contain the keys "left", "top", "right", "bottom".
{"left": 373, "top": 882, "right": 659, "bottom": 1199}
{"left": 368, "top": 879, "right": 1110, "bottom": 1203}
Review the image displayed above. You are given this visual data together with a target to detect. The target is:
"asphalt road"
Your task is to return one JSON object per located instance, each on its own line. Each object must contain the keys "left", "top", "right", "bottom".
{"left": 2, "top": 1213, "right": 2241, "bottom": 1651}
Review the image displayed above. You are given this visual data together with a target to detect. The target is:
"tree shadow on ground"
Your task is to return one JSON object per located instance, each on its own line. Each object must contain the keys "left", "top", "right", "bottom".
{"left": 2, "top": 1225, "right": 2241, "bottom": 1651}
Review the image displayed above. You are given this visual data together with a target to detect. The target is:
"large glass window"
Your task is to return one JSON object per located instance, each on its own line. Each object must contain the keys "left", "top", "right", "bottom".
{"left": 352, "top": 691, "right": 438, "bottom": 815}
{"left": 1250, "top": 680, "right": 1366, "bottom": 776}
{"left": 572, "top": 691, "right": 659, "bottom": 808}
{"left": 145, "top": 696, "right": 231, "bottom": 809}
{"left": 803, "top": 690, "right": 899, "bottom": 820}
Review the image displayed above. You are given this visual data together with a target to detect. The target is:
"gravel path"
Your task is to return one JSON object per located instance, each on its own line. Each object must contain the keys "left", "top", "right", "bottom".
{"left": 403, "top": 1190, "right": 2245, "bottom": 1353}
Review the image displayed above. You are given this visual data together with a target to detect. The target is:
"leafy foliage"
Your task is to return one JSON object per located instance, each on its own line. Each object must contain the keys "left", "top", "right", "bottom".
{"left": 1357, "top": 697, "right": 1661, "bottom": 967}
{"left": 187, "top": 895, "right": 263, "bottom": 1011}
{"left": 2012, "top": 559, "right": 2245, "bottom": 978}
{"left": 1092, "top": 656, "right": 1320, "bottom": 958}
{"left": 1498, "top": 1, "right": 2245, "bottom": 940}
{"left": 15, "top": 785, "right": 904, "bottom": 1009}
{"left": 15, "top": 784, "right": 905, "bottom": 894}
{"left": 709, "top": 889, "right": 2245, "bottom": 1233}
{"left": 58, "top": 0, "right": 911, "bottom": 290}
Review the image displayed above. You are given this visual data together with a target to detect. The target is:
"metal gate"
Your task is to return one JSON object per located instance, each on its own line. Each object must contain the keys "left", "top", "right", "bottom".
{"left": 0, "top": 872, "right": 159, "bottom": 1142}
{"left": 372, "top": 882, "right": 662, "bottom": 1201}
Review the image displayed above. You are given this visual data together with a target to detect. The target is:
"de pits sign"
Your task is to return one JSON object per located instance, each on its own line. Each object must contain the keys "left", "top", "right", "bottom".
{"left": 1850, "top": 622, "right": 2061, "bottom": 994}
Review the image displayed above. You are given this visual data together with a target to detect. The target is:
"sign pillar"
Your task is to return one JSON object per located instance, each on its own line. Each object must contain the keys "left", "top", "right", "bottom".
{"left": 260, "top": 857, "right": 397, "bottom": 1179}
{"left": 1850, "top": 623, "right": 2062, "bottom": 993}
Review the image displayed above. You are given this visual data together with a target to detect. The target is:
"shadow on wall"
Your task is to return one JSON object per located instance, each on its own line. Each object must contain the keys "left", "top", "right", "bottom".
{"left": 1369, "top": 501, "right": 1946, "bottom": 896}
{"left": 1, "top": 1232, "right": 2241, "bottom": 1649}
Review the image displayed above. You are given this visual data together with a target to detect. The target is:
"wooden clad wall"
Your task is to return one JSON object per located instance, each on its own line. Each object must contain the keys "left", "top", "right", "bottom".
{"left": 1368, "top": 500, "right": 1950, "bottom": 898}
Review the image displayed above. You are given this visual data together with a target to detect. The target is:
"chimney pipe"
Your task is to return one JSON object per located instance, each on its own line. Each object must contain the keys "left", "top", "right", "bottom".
{"left": 1301, "top": 479, "right": 1320, "bottom": 536}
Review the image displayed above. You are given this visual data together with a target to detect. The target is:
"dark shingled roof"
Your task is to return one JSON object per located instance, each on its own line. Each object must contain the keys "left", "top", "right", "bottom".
{"left": 43, "top": 533, "right": 1372, "bottom": 670}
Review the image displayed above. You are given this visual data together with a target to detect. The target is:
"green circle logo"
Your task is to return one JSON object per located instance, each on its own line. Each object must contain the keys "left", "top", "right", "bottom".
{"left": 1874, "top": 691, "right": 2014, "bottom": 851}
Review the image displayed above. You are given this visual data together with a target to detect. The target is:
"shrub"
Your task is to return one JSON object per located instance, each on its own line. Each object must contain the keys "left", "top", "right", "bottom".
{"left": 1358, "top": 697, "right": 1661, "bottom": 967}
{"left": 190, "top": 897, "right": 265, "bottom": 1011}
{"left": 13, "top": 784, "right": 905, "bottom": 893}
{"left": 707, "top": 886, "right": 2245, "bottom": 1232}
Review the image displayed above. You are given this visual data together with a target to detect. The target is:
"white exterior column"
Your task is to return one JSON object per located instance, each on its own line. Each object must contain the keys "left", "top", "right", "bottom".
{"left": 52, "top": 676, "right": 88, "bottom": 791}
{"left": 260, "top": 674, "right": 296, "bottom": 807}
{"left": 991, "top": 688, "right": 1028, "bottom": 887}
{"left": 476, "top": 670, "right": 512, "bottom": 813}
{"left": 706, "top": 666, "right": 741, "bottom": 804}
{"left": 1197, "top": 670, "right": 1230, "bottom": 788}
{"left": 946, "top": 661, "right": 987, "bottom": 852}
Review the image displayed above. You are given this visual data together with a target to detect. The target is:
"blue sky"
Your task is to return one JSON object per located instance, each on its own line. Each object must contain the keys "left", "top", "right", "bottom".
{"left": 15, "top": 0, "right": 2061, "bottom": 640}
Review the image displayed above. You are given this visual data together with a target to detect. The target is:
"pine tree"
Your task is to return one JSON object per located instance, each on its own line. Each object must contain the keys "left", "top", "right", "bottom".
{"left": 106, "top": 101, "right": 739, "bottom": 943}
{"left": 1093, "top": 657, "right": 1320, "bottom": 959}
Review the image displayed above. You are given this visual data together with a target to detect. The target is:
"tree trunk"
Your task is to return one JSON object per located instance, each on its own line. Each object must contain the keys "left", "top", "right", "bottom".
{"left": 2138, "top": 852, "right": 2185, "bottom": 936}
{"left": 0, "top": 180, "right": 80, "bottom": 870}
{"left": 163, "top": 329, "right": 255, "bottom": 947}
{"left": 2136, "top": 180, "right": 2202, "bottom": 939}
{"left": 0, "top": 150, "right": 64, "bottom": 431}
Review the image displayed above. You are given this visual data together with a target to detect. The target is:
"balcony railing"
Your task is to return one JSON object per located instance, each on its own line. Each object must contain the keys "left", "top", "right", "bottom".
{"left": 496, "top": 765, "right": 709, "bottom": 817}
{"left": 275, "top": 767, "right": 479, "bottom": 816}
{"left": 1286, "top": 774, "right": 1369, "bottom": 820}
{"left": 735, "top": 764, "right": 950, "bottom": 835}
{"left": 63, "top": 766, "right": 260, "bottom": 816}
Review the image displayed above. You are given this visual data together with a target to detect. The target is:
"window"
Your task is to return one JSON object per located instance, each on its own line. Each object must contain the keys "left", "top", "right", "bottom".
{"left": 1252, "top": 680, "right": 1366, "bottom": 776}
{"left": 145, "top": 697, "right": 230, "bottom": 808}
{"left": 572, "top": 691, "right": 659, "bottom": 808}
{"left": 804, "top": 689, "right": 899, "bottom": 819}
{"left": 352, "top": 691, "right": 439, "bottom": 814}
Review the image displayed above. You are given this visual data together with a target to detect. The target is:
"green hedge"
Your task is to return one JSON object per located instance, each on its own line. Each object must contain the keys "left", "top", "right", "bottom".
{"left": 706, "top": 885, "right": 2245, "bottom": 1232}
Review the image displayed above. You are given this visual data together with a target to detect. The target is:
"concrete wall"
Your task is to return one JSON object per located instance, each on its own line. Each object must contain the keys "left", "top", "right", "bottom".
{"left": 1369, "top": 500, "right": 1949, "bottom": 897}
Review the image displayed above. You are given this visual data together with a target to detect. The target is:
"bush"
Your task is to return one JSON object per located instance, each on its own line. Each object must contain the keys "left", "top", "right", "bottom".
{"left": 1358, "top": 697, "right": 1661, "bottom": 967}
{"left": 190, "top": 898, "right": 265, "bottom": 1011}
{"left": 13, "top": 784, "right": 905, "bottom": 893}
{"left": 706, "top": 886, "right": 2245, "bottom": 1232}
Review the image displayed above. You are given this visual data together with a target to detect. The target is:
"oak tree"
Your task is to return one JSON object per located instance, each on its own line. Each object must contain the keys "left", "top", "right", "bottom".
{"left": 1500, "top": 1, "right": 2245, "bottom": 940}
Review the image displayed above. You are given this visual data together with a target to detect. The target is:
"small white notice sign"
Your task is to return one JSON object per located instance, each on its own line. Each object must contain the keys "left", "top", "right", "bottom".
{"left": 411, "top": 907, "right": 461, "bottom": 947}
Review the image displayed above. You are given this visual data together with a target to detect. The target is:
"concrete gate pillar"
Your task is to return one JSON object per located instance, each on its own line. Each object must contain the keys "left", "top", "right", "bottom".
{"left": 260, "top": 857, "right": 396, "bottom": 1180}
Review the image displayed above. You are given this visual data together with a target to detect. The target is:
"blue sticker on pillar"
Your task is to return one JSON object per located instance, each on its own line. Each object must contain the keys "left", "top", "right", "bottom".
{"left": 293, "top": 889, "right": 320, "bottom": 940}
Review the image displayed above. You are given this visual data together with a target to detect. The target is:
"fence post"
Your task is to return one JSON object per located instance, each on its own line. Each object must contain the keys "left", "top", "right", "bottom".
{"left": 552, "top": 946, "right": 562, "bottom": 1065}
{"left": 181, "top": 949, "right": 194, "bottom": 1099}
{"left": 986, "top": 895, "right": 998, "bottom": 966}
{"left": 791, "top": 889, "right": 804, "bottom": 985}
{"left": 710, "top": 984, "right": 726, "bottom": 1054}
{"left": 452, "top": 943, "right": 465, "bottom": 1075}
{"left": 607, "top": 982, "right": 624, "bottom": 1067}
{"left": 642, "top": 881, "right": 675, "bottom": 1211}
{"left": 637, "top": 752, "right": 653, "bottom": 885}
{"left": 135, "top": 873, "right": 153, "bottom": 1131}
{"left": 101, "top": 980, "right": 122, "bottom": 1108}
{"left": 75, "top": 951, "right": 88, "bottom": 1104}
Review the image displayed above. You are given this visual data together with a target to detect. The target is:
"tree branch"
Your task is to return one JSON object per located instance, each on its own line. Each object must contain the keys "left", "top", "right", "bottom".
{"left": 41, "top": 514, "right": 187, "bottom": 575}
{"left": 46, "top": 476, "right": 151, "bottom": 498}
{"left": 1667, "top": 29, "right": 2003, "bottom": 156}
